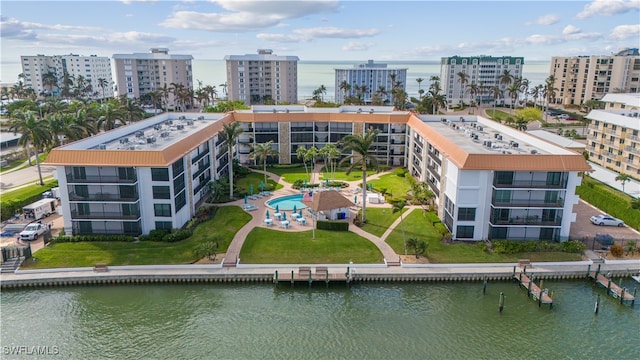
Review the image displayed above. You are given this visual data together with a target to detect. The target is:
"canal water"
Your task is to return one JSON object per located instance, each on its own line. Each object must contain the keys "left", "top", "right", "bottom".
{"left": 1, "top": 280, "right": 638, "bottom": 359}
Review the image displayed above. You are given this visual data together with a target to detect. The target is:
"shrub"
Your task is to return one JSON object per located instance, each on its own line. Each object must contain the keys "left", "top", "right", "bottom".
{"left": 477, "top": 241, "right": 489, "bottom": 253}
{"left": 610, "top": 244, "right": 624, "bottom": 257}
{"left": 50, "top": 235, "right": 135, "bottom": 244}
{"left": 559, "top": 240, "right": 586, "bottom": 253}
{"left": 394, "top": 168, "right": 407, "bottom": 177}
{"left": 317, "top": 220, "right": 349, "bottom": 231}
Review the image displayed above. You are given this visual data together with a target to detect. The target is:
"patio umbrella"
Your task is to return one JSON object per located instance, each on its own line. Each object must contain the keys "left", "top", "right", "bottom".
{"left": 249, "top": 184, "right": 254, "bottom": 195}
{"left": 298, "top": 209, "right": 303, "bottom": 217}
{"left": 293, "top": 205, "right": 297, "bottom": 213}
{"left": 244, "top": 195, "right": 248, "bottom": 204}
{"left": 369, "top": 182, "right": 373, "bottom": 191}
{"left": 354, "top": 195, "right": 358, "bottom": 204}
{"left": 260, "top": 181, "right": 265, "bottom": 191}
{"left": 265, "top": 210, "right": 270, "bottom": 219}
{"left": 326, "top": 178, "right": 329, "bottom": 186}
{"left": 303, "top": 180, "right": 307, "bottom": 187}
{"left": 275, "top": 204, "right": 279, "bottom": 213}
{"left": 282, "top": 211, "right": 286, "bottom": 221}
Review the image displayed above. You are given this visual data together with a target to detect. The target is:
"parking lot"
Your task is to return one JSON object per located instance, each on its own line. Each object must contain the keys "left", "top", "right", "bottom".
{"left": 570, "top": 200, "right": 639, "bottom": 241}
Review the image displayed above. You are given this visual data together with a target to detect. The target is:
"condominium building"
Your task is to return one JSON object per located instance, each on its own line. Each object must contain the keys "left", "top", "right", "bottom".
{"left": 20, "top": 54, "right": 113, "bottom": 100}
{"left": 112, "top": 48, "right": 193, "bottom": 107}
{"left": 225, "top": 49, "right": 299, "bottom": 105}
{"left": 47, "top": 107, "right": 588, "bottom": 241}
{"left": 585, "top": 93, "right": 640, "bottom": 177}
{"left": 549, "top": 48, "right": 640, "bottom": 106}
{"left": 334, "top": 60, "right": 407, "bottom": 105}
{"left": 440, "top": 55, "right": 524, "bottom": 108}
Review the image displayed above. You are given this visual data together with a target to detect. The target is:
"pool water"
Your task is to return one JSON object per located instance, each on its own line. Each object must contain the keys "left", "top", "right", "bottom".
{"left": 266, "top": 194, "right": 307, "bottom": 211}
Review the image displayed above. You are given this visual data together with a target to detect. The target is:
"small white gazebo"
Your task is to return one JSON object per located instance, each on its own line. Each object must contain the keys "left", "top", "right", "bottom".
{"left": 309, "top": 190, "right": 355, "bottom": 220}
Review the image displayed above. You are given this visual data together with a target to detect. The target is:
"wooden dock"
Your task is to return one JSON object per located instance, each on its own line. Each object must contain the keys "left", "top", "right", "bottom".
{"left": 589, "top": 272, "right": 636, "bottom": 305}
{"left": 273, "top": 267, "right": 353, "bottom": 286}
{"left": 514, "top": 272, "right": 554, "bottom": 308}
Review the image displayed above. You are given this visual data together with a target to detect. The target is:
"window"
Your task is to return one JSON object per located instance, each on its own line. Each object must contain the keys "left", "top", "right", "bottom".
{"left": 155, "top": 221, "right": 172, "bottom": 230}
{"left": 175, "top": 190, "right": 186, "bottom": 212}
{"left": 458, "top": 208, "right": 476, "bottom": 221}
{"left": 172, "top": 158, "right": 184, "bottom": 176}
{"left": 456, "top": 225, "right": 474, "bottom": 239}
{"left": 153, "top": 186, "right": 171, "bottom": 199}
{"left": 151, "top": 168, "right": 169, "bottom": 181}
{"left": 174, "top": 175, "right": 185, "bottom": 194}
{"left": 154, "top": 203, "right": 171, "bottom": 217}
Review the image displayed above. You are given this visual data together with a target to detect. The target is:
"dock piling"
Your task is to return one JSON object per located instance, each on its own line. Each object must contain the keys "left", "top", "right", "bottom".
{"left": 595, "top": 294, "right": 600, "bottom": 314}
{"left": 482, "top": 276, "right": 487, "bottom": 295}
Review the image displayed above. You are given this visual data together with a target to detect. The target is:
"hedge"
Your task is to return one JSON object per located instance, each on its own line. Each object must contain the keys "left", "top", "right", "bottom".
{"left": 1, "top": 180, "right": 59, "bottom": 221}
{"left": 316, "top": 220, "right": 349, "bottom": 231}
{"left": 576, "top": 177, "right": 640, "bottom": 230}
{"left": 490, "top": 240, "right": 586, "bottom": 254}
{"left": 50, "top": 235, "right": 135, "bottom": 244}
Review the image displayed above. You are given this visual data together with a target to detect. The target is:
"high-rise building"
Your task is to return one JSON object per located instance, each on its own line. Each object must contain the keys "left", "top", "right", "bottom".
{"left": 224, "top": 49, "right": 298, "bottom": 105}
{"left": 440, "top": 55, "right": 524, "bottom": 108}
{"left": 112, "top": 48, "right": 193, "bottom": 108}
{"left": 334, "top": 60, "right": 407, "bottom": 105}
{"left": 585, "top": 93, "right": 640, "bottom": 177}
{"left": 47, "top": 106, "right": 588, "bottom": 241}
{"left": 549, "top": 48, "right": 640, "bottom": 106}
{"left": 20, "top": 54, "right": 113, "bottom": 100}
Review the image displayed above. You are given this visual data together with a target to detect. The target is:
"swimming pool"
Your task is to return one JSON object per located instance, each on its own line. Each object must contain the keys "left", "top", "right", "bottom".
{"left": 266, "top": 194, "right": 307, "bottom": 211}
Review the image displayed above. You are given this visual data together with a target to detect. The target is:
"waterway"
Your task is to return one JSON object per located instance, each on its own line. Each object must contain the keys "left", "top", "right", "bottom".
{"left": 1, "top": 279, "right": 638, "bottom": 359}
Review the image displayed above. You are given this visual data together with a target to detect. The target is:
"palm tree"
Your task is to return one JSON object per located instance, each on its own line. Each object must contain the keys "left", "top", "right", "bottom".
{"left": 519, "top": 78, "right": 530, "bottom": 106}
{"left": 416, "top": 77, "right": 424, "bottom": 99}
{"left": 456, "top": 72, "right": 469, "bottom": 106}
{"left": 296, "top": 146, "right": 310, "bottom": 181}
{"left": 8, "top": 110, "right": 50, "bottom": 185}
{"left": 488, "top": 85, "right": 502, "bottom": 116}
{"left": 339, "top": 80, "right": 351, "bottom": 103}
{"left": 119, "top": 97, "right": 146, "bottom": 124}
{"left": 514, "top": 118, "right": 528, "bottom": 131}
{"left": 317, "top": 85, "right": 327, "bottom": 102}
{"left": 530, "top": 84, "right": 542, "bottom": 109}
{"left": 319, "top": 143, "right": 341, "bottom": 180}
{"left": 219, "top": 82, "right": 228, "bottom": 100}
{"left": 249, "top": 140, "right": 278, "bottom": 185}
{"left": 219, "top": 122, "right": 244, "bottom": 199}
{"left": 615, "top": 173, "right": 631, "bottom": 193}
{"left": 392, "top": 200, "right": 408, "bottom": 254}
{"left": 96, "top": 101, "right": 125, "bottom": 131}
{"left": 42, "top": 70, "right": 58, "bottom": 97}
{"left": 159, "top": 83, "right": 171, "bottom": 112}
{"left": 339, "top": 128, "right": 380, "bottom": 223}
{"left": 466, "top": 83, "right": 480, "bottom": 112}
{"left": 97, "top": 78, "right": 109, "bottom": 101}
{"left": 507, "top": 84, "right": 520, "bottom": 112}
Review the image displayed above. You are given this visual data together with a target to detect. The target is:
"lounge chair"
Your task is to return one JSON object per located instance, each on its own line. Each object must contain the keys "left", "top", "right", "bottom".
{"left": 243, "top": 203, "right": 258, "bottom": 211}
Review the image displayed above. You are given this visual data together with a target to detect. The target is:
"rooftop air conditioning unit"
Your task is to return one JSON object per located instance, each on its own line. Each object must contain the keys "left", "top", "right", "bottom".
{"left": 135, "top": 131, "right": 144, "bottom": 138}
{"left": 477, "top": 126, "right": 483, "bottom": 131}
{"left": 441, "top": 118, "right": 446, "bottom": 123}
{"left": 459, "top": 117, "right": 465, "bottom": 122}
{"left": 485, "top": 141, "right": 492, "bottom": 148}
{"left": 186, "top": 120, "right": 194, "bottom": 125}
{"left": 98, "top": 144, "right": 107, "bottom": 150}
{"left": 146, "top": 137, "right": 156, "bottom": 144}
{"left": 161, "top": 132, "right": 170, "bottom": 138}
{"left": 119, "top": 138, "right": 129, "bottom": 144}
{"left": 494, "top": 133, "right": 500, "bottom": 139}
{"left": 497, "top": 135, "right": 503, "bottom": 140}
{"left": 273, "top": 109, "right": 277, "bottom": 113}
{"left": 483, "top": 140, "right": 487, "bottom": 147}
{"left": 512, "top": 142, "right": 519, "bottom": 148}
{"left": 127, "top": 145, "right": 136, "bottom": 150}
{"left": 369, "top": 109, "right": 374, "bottom": 114}
{"left": 530, "top": 150, "right": 538, "bottom": 154}
{"left": 176, "top": 124, "right": 184, "bottom": 130}
{"left": 473, "top": 134, "right": 479, "bottom": 140}
{"left": 178, "top": 116, "right": 185, "bottom": 120}
{"left": 165, "top": 120, "right": 173, "bottom": 125}
{"left": 197, "top": 116, "right": 204, "bottom": 120}
{"left": 154, "top": 125, "right": 162, "bottom": 130}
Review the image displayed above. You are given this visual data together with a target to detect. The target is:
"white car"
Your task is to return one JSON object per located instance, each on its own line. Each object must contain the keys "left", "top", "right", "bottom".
{"left": 19, "top": 222, "right": 48, "bottom": 241}
{"left": 590, "top": 215, "right": 624, "bottom": 227}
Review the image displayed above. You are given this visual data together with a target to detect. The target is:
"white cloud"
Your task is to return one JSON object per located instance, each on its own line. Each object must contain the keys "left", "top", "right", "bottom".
{"left": 533, "top": 14, "right": 560, "bottom": 25}
{"left": 161, "top": 0, "right": 338, "bottom": 32}
{"left": 257, "top": 26, "right": 380, "bottom": 43}
{"left": 609, "top": 24, "right": 640, "bottom": 40}
{"left": 119, "top": 0, "right": 158, "bottom": 4}
{"left": 562, "top": 25, "right": 581, "bottom": 35}
{"left": 341, "top": 42, "right": 374, "bottom": 51}
{"left": 576, "top": 0, "right": 640, "bottom": 19}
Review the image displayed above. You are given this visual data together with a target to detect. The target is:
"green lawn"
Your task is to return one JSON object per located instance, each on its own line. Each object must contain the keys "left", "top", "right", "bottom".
{"left": 319, "top": 166, "right": 377, "bottom": 182}
{"left": 1, "top": 178, "right": 58, "bottom": 203}
{"left": 577, "top": 176, "right": 640, "bottom": 230}
{"left": 0, "top": 154, "right": 48, "bottom": 174}
{"left": 385, "top": 209, "right": 581, "bottom": 263}
{"left": 485, "top": 109, "right": 513, "bottom": 122}
{"left": 235, "top": 171, "right": 283, "bottom": 194}
{"left": 240, "top": 228, "right": 383, "bottom": 263}
{"left": 263, "top": 165, "right": 311, "bottom": 184}
{"left": 22, "top": 206, "right": 252, "bottom": 269}
{"left": 360, "top": 207, "right": 408, "bottom": 237}
{"left": 370, "top": 173, "right": 412, "bottom": 200}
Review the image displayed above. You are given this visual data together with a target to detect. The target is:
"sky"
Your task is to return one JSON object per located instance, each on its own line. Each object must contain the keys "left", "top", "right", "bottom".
{"left": 1, "top": 0, "right": 639, "bottom": 79}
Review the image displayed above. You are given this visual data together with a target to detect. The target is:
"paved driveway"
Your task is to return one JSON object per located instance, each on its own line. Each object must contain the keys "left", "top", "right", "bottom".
{"left": 570, "top": 200, "right": 639, "bottom": 241}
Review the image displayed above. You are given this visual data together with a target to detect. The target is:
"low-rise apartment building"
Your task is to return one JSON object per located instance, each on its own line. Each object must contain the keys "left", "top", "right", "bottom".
{"left": 47, "top": 107, "right": 589, "bottom": 241}
{"left": 585, "top": 93, "right": 640, "bottom": 177}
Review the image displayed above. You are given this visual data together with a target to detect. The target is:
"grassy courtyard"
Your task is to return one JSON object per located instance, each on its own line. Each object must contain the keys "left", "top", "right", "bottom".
{"left": 370, "top": 172, "right": 412, "bottom": 200}
{"left": 21, "top": 206, "right": 251, "bottom": 269}
{"left": 385, "top": 209, "right": 582, "bottom": 263}
{"left": 240, "top": 228, "right": 383, "bottom": 264}
{"left": 235, "top": 172, "right": 283, "bottom": 194}
{"left": 319, "top": 166, "right": 377, "bottom": 182}
{"left": 360, "top": 207, "right": 408, "bottom": 237}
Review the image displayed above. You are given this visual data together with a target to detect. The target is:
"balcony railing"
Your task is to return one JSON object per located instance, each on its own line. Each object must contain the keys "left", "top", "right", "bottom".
{"left": 68, "top": 192, "right": 139, "bottom": 202}
{"left": 493, "top": 180, "right": 567, "bottom": 189}
{"left": 71, "top": 211, "right": 141, "bottom": 220}
{"left": 489, "top": 215, "right": 562, "bottom": 226}
{"left": 193, "top": 176, "right": 212, "bottom": 194}
{"left": 492, "top": 199, "right": 565, "bottom": 208}
{"left": 65, "top": 175, "right": 137, "bottom": 183}
{"left": 624, "top": 146, "right": 640, "bottom": 155}
{"left": 428, "top": 151, "right": 442, "bottom": 166}
{"left": 192, "top": 163, "right": 211, "bottom": 179}
{"left": 191, "top": 150, "right": 210, "bottom": 164}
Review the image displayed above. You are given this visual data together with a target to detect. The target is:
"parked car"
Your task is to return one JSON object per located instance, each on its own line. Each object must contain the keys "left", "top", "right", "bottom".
{"left": 590, "top": 214, "right": 625, "bottom": 227}
{"left": 545, "top": 111, "right": 560, "bottom": 116}
{"left": 19, "top": 222, "right": 49, "bottom": 241}
{"left": 557, "top": 114, "right": 570, "bottom": 119}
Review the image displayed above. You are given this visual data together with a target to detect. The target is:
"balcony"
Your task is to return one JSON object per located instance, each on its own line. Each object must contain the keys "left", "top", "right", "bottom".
{"left": 493, "top": 180, "right": 567, "bottom": 189}
{"left": 428, "top": 151, "right": 442, "bottom": 166}
{"left": 192, "top": 163, "right": 211, "bottom": 179}
{"left": 624, "top": 146, "right": 640, "bottom": 155}
{"left": 191, "top": 150, "right": 210, "bottom": 164}
{"left": 492, "top": 199, "right": 565, "bottom": 208}
{"left": 490, "top": 215, "right": 562, "bottom": 226}
{"left": 68, "top": 192, "right": 139, "bottom": 202}
{"left": 193, "top": 176, "right": 212, "bottom": 194}
{"left": 65, "top": 175, "right": 137, "bottom": 184}
{"left": 71, "top": 211, "right": 140, "bottom": 220}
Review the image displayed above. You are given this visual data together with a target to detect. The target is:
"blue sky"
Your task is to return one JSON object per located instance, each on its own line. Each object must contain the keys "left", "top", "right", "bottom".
{"left": 1, "top": 1, "right": 638, "bottom": 68}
